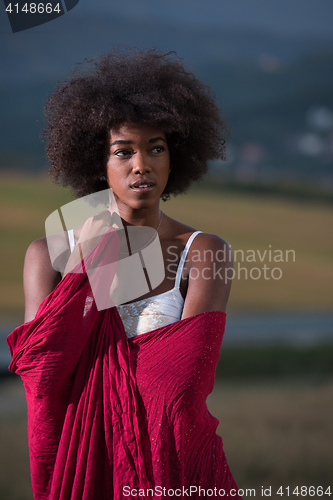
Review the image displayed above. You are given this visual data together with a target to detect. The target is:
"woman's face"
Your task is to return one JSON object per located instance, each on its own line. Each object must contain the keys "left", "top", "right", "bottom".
{"left": 105, "top": 122, "right": 170, "bottom": 213}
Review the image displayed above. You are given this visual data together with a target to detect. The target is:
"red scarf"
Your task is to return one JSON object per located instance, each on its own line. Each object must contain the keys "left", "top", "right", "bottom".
{"left": 7, "top": 229, "right": 241, "bottom": 499}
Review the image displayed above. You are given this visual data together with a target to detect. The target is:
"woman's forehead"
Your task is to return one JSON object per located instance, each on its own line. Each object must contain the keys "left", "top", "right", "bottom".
{"left": 109, "top": 122, "right": 166, "bottom": 141}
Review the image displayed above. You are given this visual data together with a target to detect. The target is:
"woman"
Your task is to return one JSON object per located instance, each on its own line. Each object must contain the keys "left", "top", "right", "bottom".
{"left": 8, "top": 47, "right": 240, "bottom": 499}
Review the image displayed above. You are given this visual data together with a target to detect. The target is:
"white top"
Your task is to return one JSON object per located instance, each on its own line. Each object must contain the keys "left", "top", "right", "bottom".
{"left": 67, "top": 228, "right": 202, "bottom": 338}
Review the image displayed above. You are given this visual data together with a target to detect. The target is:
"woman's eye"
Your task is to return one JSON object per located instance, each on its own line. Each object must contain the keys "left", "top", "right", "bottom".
{"left": 115, "top": 149, "right": 132, "bottom": 157}
{"left": 152, "top": 146, "right": 164, "bottom": 154}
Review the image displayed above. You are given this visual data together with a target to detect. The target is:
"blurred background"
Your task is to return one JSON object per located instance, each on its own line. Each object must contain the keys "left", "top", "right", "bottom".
{"left": 0, "top": 0, "right": 332, "bottom": 498}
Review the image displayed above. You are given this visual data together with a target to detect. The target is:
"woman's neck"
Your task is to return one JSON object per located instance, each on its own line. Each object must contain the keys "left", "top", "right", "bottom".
{"left": 116, "top": 206, "right": 163, "bottom": 230}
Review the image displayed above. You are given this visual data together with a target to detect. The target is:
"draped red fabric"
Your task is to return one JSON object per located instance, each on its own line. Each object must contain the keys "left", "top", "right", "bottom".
{"left": 7, "top": 229, "right": 241, "bottom": 500}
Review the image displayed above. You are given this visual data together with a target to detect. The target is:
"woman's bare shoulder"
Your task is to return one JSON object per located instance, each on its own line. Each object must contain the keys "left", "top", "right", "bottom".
{"left": 191, "top": 231, "right": 231, "bottom": 255}
{"left": 24, "top": 237, "right": 63, "bottom": 322}
{"left": 25, "top": 232, "right": 71, "bottom": 269}
{"left": 180, "top": 232, "right": 233, "bottom": 318}
{"left": 24, "top": 236, "right": 53, "bottom": 268}
{"left": 164, "top": 214, "right": 231, "bottom": 253}
{"left": 162, "top": 214, "right": 196, "bottom": 242}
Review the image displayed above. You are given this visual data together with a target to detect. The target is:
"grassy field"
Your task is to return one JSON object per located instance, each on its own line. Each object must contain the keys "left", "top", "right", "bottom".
{"left": 217, "top": 344, "right": 333, "bottom": 379}
{"left": 1, "top": 172, "right": 332, "bottom": 318}
{"left": 0, "top": 376, "right": 332, "bottom": 500}
{"left": 208, "top": 377, "right": 333, "bottom": 495}
{"left": 164, "top": 186, "right": 333, "bottom": 312}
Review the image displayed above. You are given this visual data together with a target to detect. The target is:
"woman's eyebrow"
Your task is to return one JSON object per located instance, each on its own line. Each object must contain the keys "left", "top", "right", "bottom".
{"left": 110, "top": 137, "right": 166, "bottom": 147}
{"left": 110, "top": 140, "right": 133, "bottom": 147}
{"left": 149, "top": 137, "right": 166, "bottom": 143}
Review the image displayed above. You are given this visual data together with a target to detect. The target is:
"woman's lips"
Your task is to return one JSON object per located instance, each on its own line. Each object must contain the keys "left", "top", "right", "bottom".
{"left": 130, "top": 181, "right": 155, "bottom": 192}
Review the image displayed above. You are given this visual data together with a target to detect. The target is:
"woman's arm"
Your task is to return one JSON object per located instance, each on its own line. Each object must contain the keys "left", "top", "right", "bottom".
{"left": 181, "top": 233, "right": 233, "bottom": 319}
{"left": 23, "top": 238, "right": 62, "bottom": 323}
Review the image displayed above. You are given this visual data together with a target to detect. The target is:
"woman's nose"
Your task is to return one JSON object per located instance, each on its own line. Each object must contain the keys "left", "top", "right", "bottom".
{"left": 132, "top": 153, "right": 151, "bottom": 174}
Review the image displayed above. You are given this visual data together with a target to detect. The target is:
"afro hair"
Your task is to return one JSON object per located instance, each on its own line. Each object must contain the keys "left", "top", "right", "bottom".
{"left": 42, "top": 46, "right": 228, "bottom": 200}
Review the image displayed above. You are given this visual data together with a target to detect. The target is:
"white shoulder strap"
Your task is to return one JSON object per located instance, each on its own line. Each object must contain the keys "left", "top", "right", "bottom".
{"left": 174, "top": 231, "right": 202, "bottom": 289}
{"left": 68, "top": 229, "right": 75, "bottom": 253}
